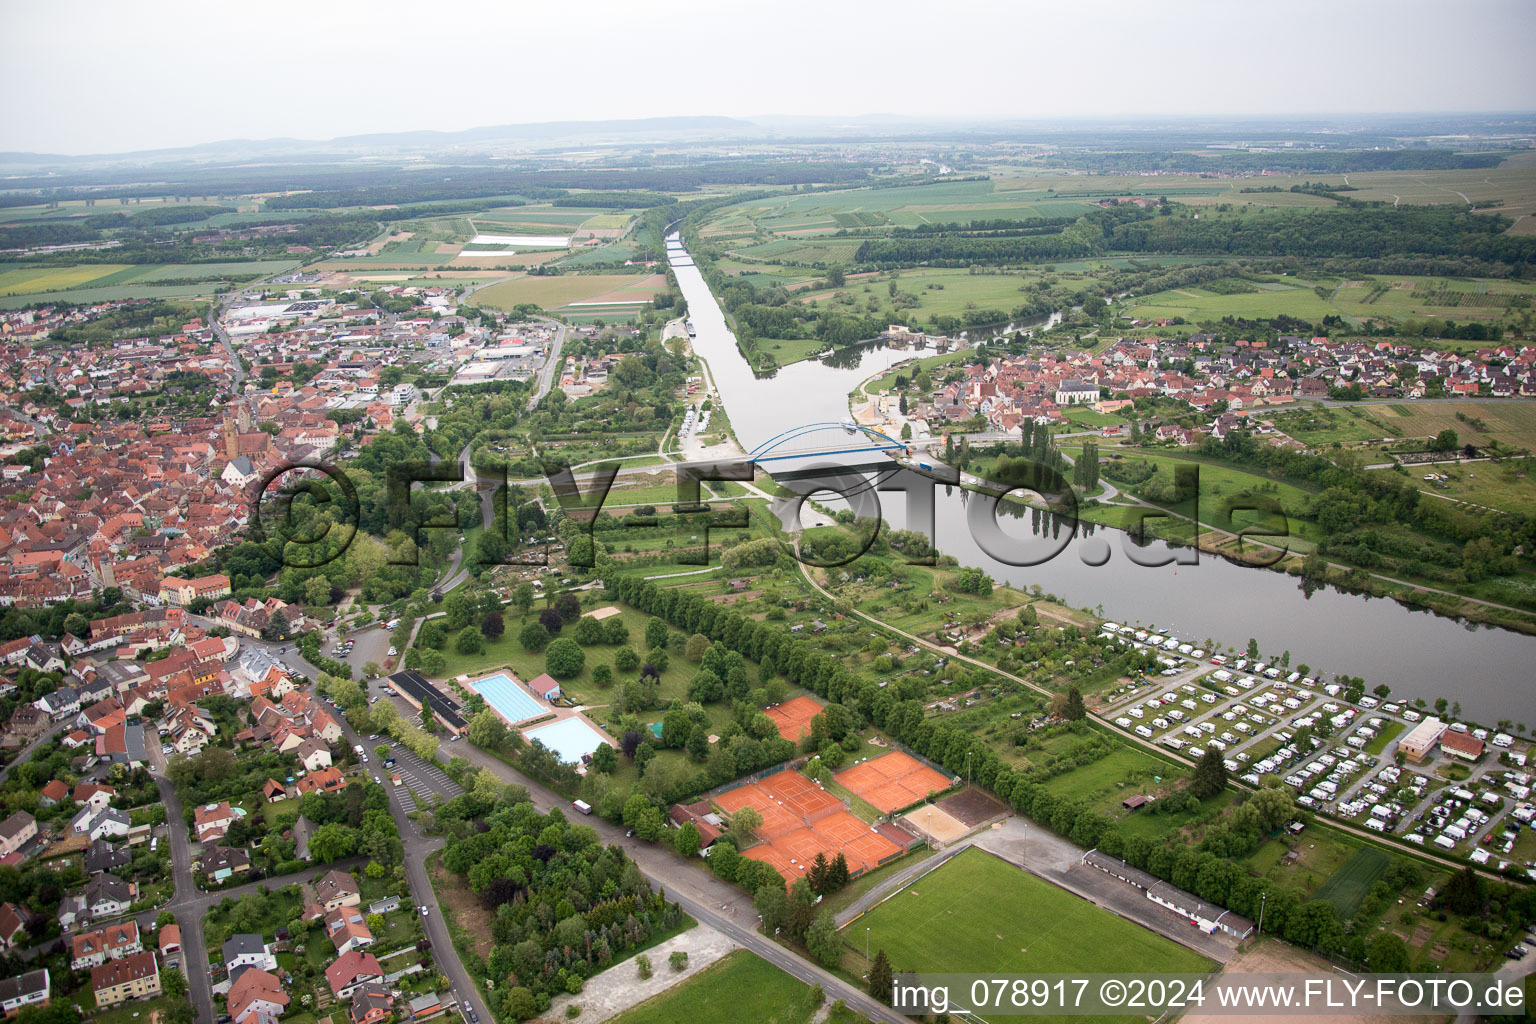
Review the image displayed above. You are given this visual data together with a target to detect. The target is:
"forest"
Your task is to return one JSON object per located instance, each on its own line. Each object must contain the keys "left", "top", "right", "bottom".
{"left": 434, "top": 792, "right": 688, "bottom": 1021}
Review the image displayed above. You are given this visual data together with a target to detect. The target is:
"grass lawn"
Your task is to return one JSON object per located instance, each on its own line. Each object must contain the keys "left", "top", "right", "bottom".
{"left": 609, "top": 950, "right": 826, "bottom": 1024}
{"left": 847, "top": 848, "right": 1212, "bottom": 1013}
{"left": 1365, "top": 720, "right": 1405, "bottom": 755}
{"left": 1042, "top": 746, "right": 1186, "bottom": 810}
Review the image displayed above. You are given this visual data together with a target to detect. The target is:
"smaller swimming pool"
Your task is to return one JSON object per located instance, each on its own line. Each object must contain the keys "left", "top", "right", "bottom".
{"left": 525, "top": 717, "right": 609, "bottom": 764}
{"left": 471, "top": 673, "right": 544, "bottom": 724}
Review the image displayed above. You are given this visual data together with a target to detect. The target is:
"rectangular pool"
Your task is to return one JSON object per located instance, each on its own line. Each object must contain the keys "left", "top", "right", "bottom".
{"left": 525, "top": 718, "right": 609, "bottom": 764}
{"left": 471, "top": 673, "right": 544, "bottom": 724}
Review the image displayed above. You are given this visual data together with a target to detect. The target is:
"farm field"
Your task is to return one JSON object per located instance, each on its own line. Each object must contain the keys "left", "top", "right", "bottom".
{"left": 1368, "top": 400, "right": 1536, "bottom": 451}
{"left": 717, "top": 179, "right": 1103, "bottom": 239}
{"left": 1273, "top": 400, "right": 1536, "bottom": 453}
{"left": 472, "top": 272, "right": 666, "bottom": 313}
{"left": 1124, "top": 280, "right": 1335, "bottom": 323}
{"left": 1326, "top": 274, "right": 1536, "bottom": 321}
{"left": 0, "top": 264, "right": 131, "bottom": 295}
{"left": 791, "top": 267, "right": 1051, "bottom": 321}
{"left": 0, "top": 259, "right": 297, "bottom": 299}
{"left": 848, "top": 848, "right": 1213, "bottom": 1021}
{"left": 608, "top": 950, "right": 827, "bottom": 1024}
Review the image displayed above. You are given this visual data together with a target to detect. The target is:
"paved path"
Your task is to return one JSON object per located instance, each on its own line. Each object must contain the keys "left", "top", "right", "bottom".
{"left": 0, "top": 719, "right": 67, "bottom": 785}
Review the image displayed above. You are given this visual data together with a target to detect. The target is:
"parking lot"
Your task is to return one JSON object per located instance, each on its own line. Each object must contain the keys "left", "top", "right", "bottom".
{"left": 379, "top": 741, "right": 463, "bottom": 815}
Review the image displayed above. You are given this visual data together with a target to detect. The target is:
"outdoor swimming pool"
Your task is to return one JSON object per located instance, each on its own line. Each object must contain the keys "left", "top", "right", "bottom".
{"left": 525, "top": 717, "right": 610, "bottom": 763}
{"left": 471, "top": 673, "right": 544, "bottom": 724}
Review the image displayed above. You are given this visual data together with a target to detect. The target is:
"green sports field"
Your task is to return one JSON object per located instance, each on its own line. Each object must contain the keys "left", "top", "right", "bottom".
{"left": 608, "top": 950, "right": 828, "bottom": 1024}
{"left": 848, "top": 848, "right": 1213, "bottom": 1014}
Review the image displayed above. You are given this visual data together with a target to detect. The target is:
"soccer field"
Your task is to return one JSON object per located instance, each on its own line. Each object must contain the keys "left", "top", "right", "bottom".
{"left": 850, "top": 848, "right": 1213, "bottom": 999}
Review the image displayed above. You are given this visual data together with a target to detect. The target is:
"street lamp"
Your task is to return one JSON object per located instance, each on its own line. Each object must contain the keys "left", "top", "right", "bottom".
{"left": 866, "top": 926, "right": 871, "bottom": 961}
{"left": 966, "top": 750, "right": 973, "bottom": 786}
{"left": 1257, "top": 892, "right": 1267, "bottom": 937}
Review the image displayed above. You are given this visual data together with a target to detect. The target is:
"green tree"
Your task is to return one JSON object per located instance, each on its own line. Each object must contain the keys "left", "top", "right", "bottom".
{"left": 574, "top": 616, "right": 603, "bottom": 645}
{"left": 685, "top": 632, "right": 711, "bottom": 662}
{"left": 519, "top": 621, "right": 550, "bottom": 652}
{"left": 1366, "top": 932, "right": 1411, "bottom": 972}
{"left": 1441, "top": 866, "right": 1485, "bottom": 915}
{"left": 308, "top": 823, "right": 358, "bottom": 862}
{"left": 644, "top": 616, "right": 668, "bottom": 649}
{"left": 467, "top": 709, "right": 510, "bottom": 752}
{"left": 1190, "top": 749, "right": 1228, "bottom": 799}
{"left": 805, "top": 912, "right": 841, "bottom": 966}
{"left": 545, "top": 637, "right": 585, "bottom": 679}
{"left": 511, "top": 583, "right": 534, "bottom": 617}
{"left": 731, "top": 805, "right": 763, "bottom": 846}
{"left": 755, "top": 880, "right": 789, "bottom": 934}
{"left": 673, "top": 822, "right": 701, "bottom": 858}
{"left": 590, "top": 743, "right": 617, "bottom": 773}
{"left": 1063, "top": 687, "right": 1087, "bottom": 721}
{"left": 455, "top": 626, "right": 484, "bottom": 655}
{"left": 304, "top": 576, "right": 331, "bottom": 607}
{"left": 869, "top": 949, "right": 894, "bottom": 1002}
{"left": 162, "top": 968, "right": 188, "bottom": 999}
{"left": 443, "top": 591, "right": 472, "bottom": 631}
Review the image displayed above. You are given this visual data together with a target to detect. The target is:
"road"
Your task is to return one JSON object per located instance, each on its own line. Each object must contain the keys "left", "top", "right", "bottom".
{"left": 0, "top": 719, "right": 68, "bottom": 786}
{"left": 417, "top": 727, "right": 905, "bottom": 1024}
{"left": 525, "top": 316, "right": 568, "bottom": 412}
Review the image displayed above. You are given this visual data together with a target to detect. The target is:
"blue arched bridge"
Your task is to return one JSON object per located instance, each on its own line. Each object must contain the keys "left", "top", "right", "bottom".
{"left": 746, "top": 421, "right": 907, "bottom": 464}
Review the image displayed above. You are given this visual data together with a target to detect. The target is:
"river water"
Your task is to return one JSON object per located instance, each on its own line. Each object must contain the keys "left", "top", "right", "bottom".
{"left": 667, "top": 239, "right": 1536, "bottom": 725}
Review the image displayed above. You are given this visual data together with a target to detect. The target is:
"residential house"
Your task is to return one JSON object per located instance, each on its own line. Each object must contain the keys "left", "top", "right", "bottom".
{"left": 221, "top": 934, "right": 278, "bottom": 975}
{"left": 350, "top": 985, "right": 393, "bottom": 1024}
{"left": 313, "top": 869, "right": 360, "bottom": 912}
{"left": 324, "top": 907, "right": 373, "bottom": 954}
{"left": 298, "top": 766, "right": 346, "bottom": 795}
{"left": 92, "top": 951, "right": 160, "bottom": 1008}
{"left": 72, "top": 807, "right": 131, "bottom": 842}
{"left": 203, "top": 845, "right": 252, "bottom": 884}
{"left": 296, "top": 737, "right": 332, "bottom": 772}
{"left": 39, "top": 780, "right": 68, "bottom": 806}
{"left": 71, "top": 920, "right": 143, "bottom": 970}
{"left": 0, "top": 812, "right": 38, "bottom": 857}
{"left": 0, "top": 970, "right": 50, "bottom": 1016}
{"left": 227, "top": 968, "right": 288, "bottom": 1024}
{"left": 73, "top": 783, "right": 116, "bottom": 811}
{"left": 82, "top": 873, "right": 135, "bottom": 919}
{"left": 86, "top": 838, "right": 131, "bottom": 876}
{"left": 325, "top": 951, "right": 383, "bottom": 1000}
{"left": 0, "top": 902, "right": 30, "bottom": 951}
{"left": 193, "top": 801, "right": 236, "bottom": 843}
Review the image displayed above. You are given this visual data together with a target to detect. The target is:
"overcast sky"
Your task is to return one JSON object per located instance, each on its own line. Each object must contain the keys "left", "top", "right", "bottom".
{"left": 5, "top": 0, "right": 1536, "bottom": 155}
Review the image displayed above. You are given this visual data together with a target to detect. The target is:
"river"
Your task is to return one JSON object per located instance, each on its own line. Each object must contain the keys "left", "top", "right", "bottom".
{"left": 666, "top": 237, "right": 1536, "bottom": 725}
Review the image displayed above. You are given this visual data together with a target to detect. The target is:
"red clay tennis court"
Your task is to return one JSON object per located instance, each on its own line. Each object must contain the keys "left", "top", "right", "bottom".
{"left": 716, "top": 769, "right": 906, "bottom": 884}
{"left": 835, "top": 750, "right": 954, "bottom": 814}
{"left": 763, "top": 695, "right": 824, "bottom": 743}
